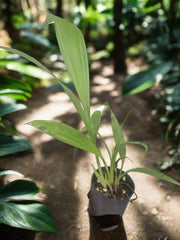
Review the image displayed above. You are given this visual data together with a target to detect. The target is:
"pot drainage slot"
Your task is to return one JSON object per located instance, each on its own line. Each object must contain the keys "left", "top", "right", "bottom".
{"left": 92, "top": 214, "right": 121, "bottom": 231}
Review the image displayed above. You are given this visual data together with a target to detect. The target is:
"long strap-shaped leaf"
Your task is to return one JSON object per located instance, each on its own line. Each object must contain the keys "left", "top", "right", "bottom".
{"left": 110, "top": 110, "right": 126, "bottom": 163}
{"left": 43, "top": 14, "right": 90, "bottom": 115}
{"left": 0, "top": 46, "right": 90, "bottom": 129}
{"left": 27, "top": 120, "right": 100, "bottom": 156}
{"left": 124, "top": 167, "right": 180, "bottom": 186}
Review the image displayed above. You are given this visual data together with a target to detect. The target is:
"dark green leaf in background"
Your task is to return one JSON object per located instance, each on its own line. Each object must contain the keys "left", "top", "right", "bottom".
{"left": 0, "top": 103, "right": 27, "bottom": 117}
{"left": 0, "top": 202, "right": 58, "bottom": 233}
{"left": 0, "top": 135, "right": 31, "bottom": 156}
{"left": 0, "top": 61, "right": 50, "bottom": 79}
{"left": 0, "top": 90, "right": 31, "bottom": 101}
{"left": 122, "top": 61, "right": 173, "bottom": 96}
{"left": 0, "top": 118, "right": 18, "bottom": 135}
{"left": 0, "top": 180, "right": 41, "bottom": 201}
{"left": 0, "top": 75, "right": 31, "bottom": 91}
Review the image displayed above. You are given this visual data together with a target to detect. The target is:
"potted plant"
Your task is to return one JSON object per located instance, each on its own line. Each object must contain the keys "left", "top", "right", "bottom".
{"left": 1, "top": 14, "right": 179, "bottom": 230}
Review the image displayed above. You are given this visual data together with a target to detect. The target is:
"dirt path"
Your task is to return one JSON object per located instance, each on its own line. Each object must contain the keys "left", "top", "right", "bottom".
{"left": 1, "top": 60, "right": 180, "bottom": 240}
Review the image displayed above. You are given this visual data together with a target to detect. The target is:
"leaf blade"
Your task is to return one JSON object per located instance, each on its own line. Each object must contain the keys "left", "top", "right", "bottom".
{"left": 0, "top": 180, "right": 41, "bottom": 201}
{"left": 91, "top": 104, "right": 105, "bottom": 138}
{"left": 126, "top": 141, "right": 148, "bottom": 152}
{"left": 126, "top": 167, "right": 180, "bottom": 186}
{"left": 27, "top": 120, "right": 100, "bottom": 156}
{"left": 0, "top": 134, "right": 32, "bottom": 156}
{"left": 0, "top": 202, "right": 58, "bottom": 233}
{"left": 122, "top": 61, "right": 173, "bottom": 96}
{"left": 0, "top": 103, "right": 27, "bottom": 117}
{"left": 110, "top": 110, "right": 126, "bottom": 160}
{"left": 44, "top": 14, "right": 90, "bottom": 113}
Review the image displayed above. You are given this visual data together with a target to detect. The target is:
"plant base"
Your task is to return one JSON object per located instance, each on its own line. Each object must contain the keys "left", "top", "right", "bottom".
{"left": 88, "top": 168, "right": 135, "bottom": 217}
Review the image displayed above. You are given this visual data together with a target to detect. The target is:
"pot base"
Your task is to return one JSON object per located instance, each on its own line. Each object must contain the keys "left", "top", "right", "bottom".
{"left": 88, "top": 209, "right": 127, "bottom": 239}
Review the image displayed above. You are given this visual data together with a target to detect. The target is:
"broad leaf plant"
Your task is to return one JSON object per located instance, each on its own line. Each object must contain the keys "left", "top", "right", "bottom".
{"left": 0, "top": 170, "right": 57, "bottom": 232}
{"left": 1, "top": 14, "right": 179, "bottom": 197}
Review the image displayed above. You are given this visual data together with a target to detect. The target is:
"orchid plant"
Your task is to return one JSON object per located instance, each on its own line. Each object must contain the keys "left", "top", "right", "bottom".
{"left": 1, "top": 14, "right": 179, "bottom": 197}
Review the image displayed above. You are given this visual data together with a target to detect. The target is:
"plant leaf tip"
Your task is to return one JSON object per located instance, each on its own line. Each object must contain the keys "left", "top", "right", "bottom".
{"left": 25, "top": 121, "right": 35, "bottom": 126}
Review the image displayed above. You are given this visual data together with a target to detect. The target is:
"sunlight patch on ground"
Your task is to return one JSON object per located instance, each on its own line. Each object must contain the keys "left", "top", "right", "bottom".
{"left": 101, "top": 65, "right": 113, "bottom": 77}
{"left": 93, "top": 75, "right": 112, "bottom": 85}
{"left": 91, "top": 82, "right": 116, "bottom": 93}
{"left": 16, "top": 92, "right": 75, "bottom": 136}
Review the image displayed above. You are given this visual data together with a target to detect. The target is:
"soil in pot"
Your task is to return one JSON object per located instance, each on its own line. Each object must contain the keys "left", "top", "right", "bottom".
{"left": 88, "top": 168, "right": 135, "bottom": 217}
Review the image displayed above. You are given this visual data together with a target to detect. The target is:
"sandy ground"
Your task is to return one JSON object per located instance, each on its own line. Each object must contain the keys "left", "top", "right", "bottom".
{"left": 1, "top": 60, "right": 180, "bottom": 240}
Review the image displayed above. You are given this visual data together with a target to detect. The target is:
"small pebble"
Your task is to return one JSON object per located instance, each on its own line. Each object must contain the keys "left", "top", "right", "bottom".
{"left": 151, "top": 208, "right": 158, "bottom": 215}
{"left": 166, "top": 195, "right": 171, "bottom": 201}
{"left": 49, "top": 184, "right": 55, "bottom": 189}
{"left": 122, "top": 176, "right": 126, "bottom": 181}
{"left": 122, "top": 189, "right": 126, "bottom": 194}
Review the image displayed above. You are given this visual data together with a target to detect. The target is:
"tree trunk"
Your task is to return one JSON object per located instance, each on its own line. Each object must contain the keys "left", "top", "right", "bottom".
{"left": 113, "top": 0, "right": 127, "bottom": 74}
{"left": 167, "top": 0, "right": 178, "bottom": 43}
{"left": 56, "top": 0, "right": 63, "bottom": 17}
{"left": 2, "top": 0, "right": 19, "bottom": 41}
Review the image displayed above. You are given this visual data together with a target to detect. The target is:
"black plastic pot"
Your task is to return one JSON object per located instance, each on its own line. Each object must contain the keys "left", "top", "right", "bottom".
{"left": 88, "top": 168, "right": 135, "bottom": 217}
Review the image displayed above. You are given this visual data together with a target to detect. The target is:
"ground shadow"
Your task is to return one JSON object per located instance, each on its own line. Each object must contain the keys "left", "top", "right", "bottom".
{"left": 0, "top": 224, "right": 36, "bottom": 240}
{"left": 133, "top": 202, "right": 179, "bottom": 240}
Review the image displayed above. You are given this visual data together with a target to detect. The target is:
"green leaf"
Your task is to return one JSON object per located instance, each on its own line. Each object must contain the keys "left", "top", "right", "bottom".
{"left": 0, "top": 47, "right": 89, "bottom": 130}
{"left": 0, "top": 202, "right": 58, "bottom": 233}
{"left": 145, "top": 0, "right": 161, "bottom": 7}
{"left": 61, "top": 83, "right": 90, "bottom": 129}
{"left": 0, "top": 135, "right": 32, "bottom": 156}
{"left": 0, "top": 60, "right": 50, "bottom": 79}
{"left": 126, "top": 141, "right": 148, "bottom": 152}
{"left": 21, "top": 31, "right": 52, "bottom": 48}
{"left": 0, "top": 74, "right": 31, "bottom": 91}
{"left": 91, "top": 164, "right": 107, "bottom": 189}
{"left": 91, "top": 104, "right": 105, "bottom": 138}
{"left": 0, "top": 103, "right": 27, "bottom": 117}
{"left": 0, "top": 170, "right": 24, "bottom": 177}
{"left": 27, "top": 120, "right": 100, "bottom": 156}
{"left": 0, "top": 89, "right": 30, "bottom": 101}
{"left": 126, "top": 167, "right": 180, "bottom": 186}
{"left": 122, "top": 61, "right": 173, "bottom": 96}
{"left": 0, "top": 118, "right": 18, "bottom": 135}
{"left": 110, "top": 110, "right": 126, "bottom": 160}
{"left": 44, "top": 14, "right": 90, "bottom": 114}
{"left": 0, "top": 46, "right": 58, "bottom": 81}
{"left": 0, "top": 180, "right": 41, "bottom": 201}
